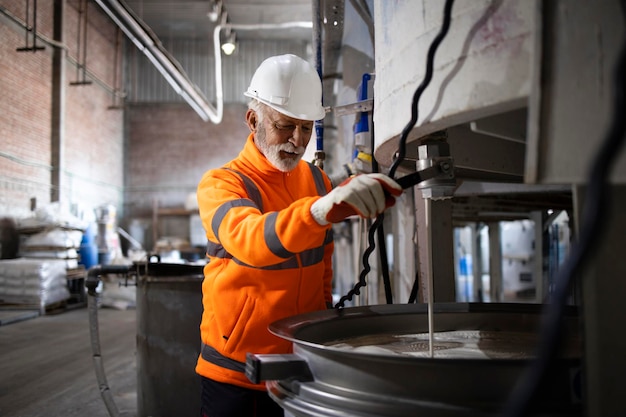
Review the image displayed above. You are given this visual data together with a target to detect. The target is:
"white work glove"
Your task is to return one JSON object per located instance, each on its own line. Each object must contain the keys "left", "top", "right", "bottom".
{"left": 311, "top": 173, "right": 403, "bottom": 225}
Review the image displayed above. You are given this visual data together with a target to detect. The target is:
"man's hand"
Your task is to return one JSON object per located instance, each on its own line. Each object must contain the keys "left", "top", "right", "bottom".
{"left": 311, "top": 173, "right": 402, "bottom": 225}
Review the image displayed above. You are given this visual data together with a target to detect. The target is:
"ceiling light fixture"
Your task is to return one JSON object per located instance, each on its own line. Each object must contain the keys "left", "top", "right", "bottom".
{"left": 95, "top": 0, "right": 314, "bottom": 125}
{"left": 207, "top": 0, "right": 222, "bottom": 23}
{"left": 221, "top": 31, "right": 236, "bottom": 55}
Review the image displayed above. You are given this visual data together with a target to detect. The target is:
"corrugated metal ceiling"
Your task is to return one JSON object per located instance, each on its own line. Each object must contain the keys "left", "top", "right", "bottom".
{"left": 124, "top": 0, "right": 314, "bottom": 41}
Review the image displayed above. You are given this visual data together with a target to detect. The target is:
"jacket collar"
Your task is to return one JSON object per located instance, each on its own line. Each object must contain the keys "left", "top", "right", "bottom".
{"left": 239, "top": 132, "right": 306, "bottom": 181}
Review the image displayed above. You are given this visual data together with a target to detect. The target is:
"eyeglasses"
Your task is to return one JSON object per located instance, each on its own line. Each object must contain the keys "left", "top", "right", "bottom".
{"left": 266, "top": 116, "right": 313, "bottom": 135}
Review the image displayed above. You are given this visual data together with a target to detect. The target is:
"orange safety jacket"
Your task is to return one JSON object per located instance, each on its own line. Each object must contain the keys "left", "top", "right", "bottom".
{"left": 195, "top": 133, "right": 334, "bottom": 390}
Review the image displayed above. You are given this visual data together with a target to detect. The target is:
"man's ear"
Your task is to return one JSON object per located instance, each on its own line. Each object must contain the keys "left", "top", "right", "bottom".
{"left": 245, "top": 109, "right": 257, "bottom": 132}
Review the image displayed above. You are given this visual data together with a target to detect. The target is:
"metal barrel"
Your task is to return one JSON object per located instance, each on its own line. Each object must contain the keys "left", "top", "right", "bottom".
{"left": 136, "top": 262, "right": 204, "bottom": 417}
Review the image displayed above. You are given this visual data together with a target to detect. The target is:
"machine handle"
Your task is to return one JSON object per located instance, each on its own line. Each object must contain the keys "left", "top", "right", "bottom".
{"left": 395, "top": 159, "right": 454, "bottom": 190}
{"left": 245, "top": 353, "right": 312, "bottom": 384}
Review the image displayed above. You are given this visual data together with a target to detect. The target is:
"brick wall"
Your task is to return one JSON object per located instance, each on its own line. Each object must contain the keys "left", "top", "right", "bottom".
{"left": 0, "top": 1, "right": 284, "bottom": 252}
{"left": 0, "top": 0, "right": 123, "bottom": 222}
{"left": 124, "top": 102, "right": 249, "bottom": 249}
{"left": 0, "top": 2, "right": 53, "bottom": 218}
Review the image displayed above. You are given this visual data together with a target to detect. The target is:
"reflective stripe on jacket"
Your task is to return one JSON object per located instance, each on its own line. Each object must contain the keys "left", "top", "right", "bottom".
{"left": 195, "top": 133, "right": 334, "bottom": 390}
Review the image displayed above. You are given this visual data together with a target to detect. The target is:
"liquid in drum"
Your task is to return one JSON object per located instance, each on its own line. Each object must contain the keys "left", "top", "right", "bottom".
{"left": 326, "top": 330, "right": 581, "bottom": 360}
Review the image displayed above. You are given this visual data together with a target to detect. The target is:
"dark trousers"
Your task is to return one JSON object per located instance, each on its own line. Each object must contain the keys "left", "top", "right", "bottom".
{"left": 201, "top": 376, "right": 284, "bottom": 417}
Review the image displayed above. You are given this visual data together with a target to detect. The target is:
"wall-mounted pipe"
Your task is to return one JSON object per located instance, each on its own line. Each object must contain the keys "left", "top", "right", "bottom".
{"left": 224, "top": 21, "right": 312, "bottom": 31}
{"left": 94, "top": 0, "right": 222, "bottom": 123}
{"left": 312, "top": 0, "right": 324, "bottom": 166}
{"left": 94, "top": 0, "right": 314, "bottom": 125}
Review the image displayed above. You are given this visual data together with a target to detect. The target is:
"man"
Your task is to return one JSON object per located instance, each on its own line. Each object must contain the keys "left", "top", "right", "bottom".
{"left": 196, "top": 54, "right": 402, "bottom": 416}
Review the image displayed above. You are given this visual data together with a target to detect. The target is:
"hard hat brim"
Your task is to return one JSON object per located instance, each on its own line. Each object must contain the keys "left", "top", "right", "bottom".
{"left": 244, "top": 92, "right": 326, "bottom": 121}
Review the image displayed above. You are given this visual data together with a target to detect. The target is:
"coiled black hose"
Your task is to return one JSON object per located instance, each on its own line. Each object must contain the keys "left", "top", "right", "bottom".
{"left": 334, "top": 0, "right": 455, "bottom": 309}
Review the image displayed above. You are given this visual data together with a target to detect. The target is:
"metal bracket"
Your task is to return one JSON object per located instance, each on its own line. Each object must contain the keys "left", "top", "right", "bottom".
{"left": 394, "top": 158, "right": 455, "bottom": 190}
{"left": 333, "top": 99, "right": 374, "bottom": 117}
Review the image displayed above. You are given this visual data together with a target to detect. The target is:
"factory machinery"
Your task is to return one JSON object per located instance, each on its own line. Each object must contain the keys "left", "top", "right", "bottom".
{"left": 87, "top": 1, "right": 625, "bottom": 416}
{"left": 247, "top": 1, "right": 626, "bottom": 416}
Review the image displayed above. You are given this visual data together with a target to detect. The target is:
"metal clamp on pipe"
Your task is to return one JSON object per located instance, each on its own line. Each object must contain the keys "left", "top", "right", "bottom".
{"left": 246, "top": 353, "right": 313, "bottom": 385}
{"left": 393, "top": 142, "right": 455, "bottom": 195}
{"left": 415, "top": 139, "right": 456, "bottom": 199}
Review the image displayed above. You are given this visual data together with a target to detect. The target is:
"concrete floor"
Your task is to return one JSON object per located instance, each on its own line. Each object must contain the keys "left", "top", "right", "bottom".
{"left": 0, "top": 306, "right": 137, "bottom": 417}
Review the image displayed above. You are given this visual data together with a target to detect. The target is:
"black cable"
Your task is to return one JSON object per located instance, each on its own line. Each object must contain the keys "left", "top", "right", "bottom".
{"left": 377, "top": 217, "right": 393, "bottom": 304}
{"left": 502, "top": 23, "right": 626, "bottom": 417}
{"left": 334, "top": 0, "right": 455, "bottom": 309}
{"left": 372, "top": 102, "right": 394, "bottom": 304}
{"left": 393, "top": 0, "right": 454, "bottom": 302}
{"left": 389, "top": 0, "right": 454, "bottom": 303}
{"left": 334, "top": 215, "right": 384, "bottom": 308}
{"left": 388, "top": 0, "right": 454, "bottom": 180}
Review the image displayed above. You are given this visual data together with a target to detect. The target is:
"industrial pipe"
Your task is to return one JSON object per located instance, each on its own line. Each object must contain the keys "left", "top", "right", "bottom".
{"left": 312, "top": 0, "right": 325, "bottom": 167}
{"left": 86, "top": 264, "right": 134, "bottom": 417}
{"left": 95, "top": 0, "right": 315, "bottom": 125}
{"left": 94, "top": 0, "right": 222, "bottom": 123}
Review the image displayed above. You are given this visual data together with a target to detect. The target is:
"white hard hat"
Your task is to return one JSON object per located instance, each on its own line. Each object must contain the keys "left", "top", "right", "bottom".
{"left": 244, "top": 54, "right": 326, "bottom": 121}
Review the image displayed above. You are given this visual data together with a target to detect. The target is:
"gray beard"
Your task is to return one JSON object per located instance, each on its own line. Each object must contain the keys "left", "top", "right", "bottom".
{"left": 254, "top": 124, "right": 303, "bottom": 172}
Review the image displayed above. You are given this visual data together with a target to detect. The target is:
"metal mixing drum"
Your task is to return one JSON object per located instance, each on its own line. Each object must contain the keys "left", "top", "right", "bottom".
{"left": 247, "top": 303, "right": 582, "bottom": 417}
